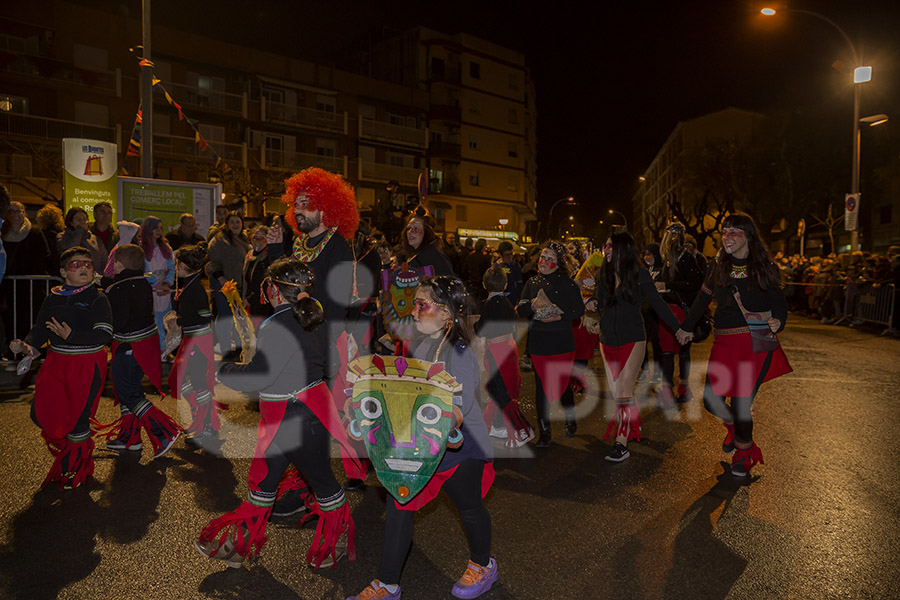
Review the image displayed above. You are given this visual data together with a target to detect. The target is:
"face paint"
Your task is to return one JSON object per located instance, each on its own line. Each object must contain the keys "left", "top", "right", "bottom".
{"left": 346, "top": 355, "right": 463, "bottom": 503}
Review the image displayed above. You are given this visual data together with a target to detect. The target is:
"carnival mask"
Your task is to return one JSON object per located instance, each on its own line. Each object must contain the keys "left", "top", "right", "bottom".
{"left": 345, "top": 355, "right": 463, "bottom": 504}
{"left": 381, "top": 263, "right": 434, "bottom": 341}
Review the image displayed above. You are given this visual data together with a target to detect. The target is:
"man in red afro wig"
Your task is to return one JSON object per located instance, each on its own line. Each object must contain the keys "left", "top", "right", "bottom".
{"left": 281, "top": 167, "right": 359, "bottom": 240}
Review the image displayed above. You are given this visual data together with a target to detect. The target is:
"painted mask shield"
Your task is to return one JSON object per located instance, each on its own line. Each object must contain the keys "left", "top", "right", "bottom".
{"left": 346, "top": 355, "right": 462, "bottom": 504}
{"left": 380, "top": 263, "right": 434, "bottom": 341}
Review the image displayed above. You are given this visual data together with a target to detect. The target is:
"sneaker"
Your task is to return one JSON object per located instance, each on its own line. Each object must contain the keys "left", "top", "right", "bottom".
{"left": 271, "top": 488, "right": 309, "bottom": 518}
{"left": 722, "top": 433, "right": 735, "bottom": 454}
{"left": 451, "top": 558, "right": 498, "bottom": 599}
{"left": 489, "top": 425, "right": 508, "bottom": 439}
{"left": 107, "top": 433, "right": 143, "bottom": 452}
{"left": 513, "top": 428, "right": 536, "bottom": 448}
{"left": 605, "top": 442, "right": 630, "bottom": 462}
{"left": 519, "top": 357, "right": 533, "bottom": 372}
{"left": 731, "top": 458, "right": 747, "bottom": 477}
{"left": 346, "top": 579, "right": 402, "bottom": 600}
{"left": 564, "top": 418, "right": 577, "bottom": 438}
{"left": 676, "top": 384, "right": 693, "bottom": 403}
{"left": 194, "top": 535, "right": 246, "bottom": 569}
{"left": 152, "top": 430, "right": 181, "bottom": 459}
{"left": 345, "top": 477, "right": 366, "bottom": 492}
{"left": 185, "top": 426, "right": 217, "bottom": 448}
{"left": 310, "top": 532, "right": 348, "bottom": 569}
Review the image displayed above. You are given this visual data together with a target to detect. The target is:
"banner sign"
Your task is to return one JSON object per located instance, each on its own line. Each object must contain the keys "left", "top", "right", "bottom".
{"left": 844, "top": 193, "right": 860, "bottom": 232}
{"left": 117, "top": 176, "right": 221, "bottom": 234}
{"left": 62, "top": 138, "right": 118, "bottom": 221}
{"left": 456, "top": 228, "right": 518, "bottom": 240}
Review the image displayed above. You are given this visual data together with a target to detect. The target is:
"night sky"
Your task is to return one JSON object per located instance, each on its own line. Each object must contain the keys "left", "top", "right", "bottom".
{"left": 78, "top": 0, "right": 900, "bottom": 231}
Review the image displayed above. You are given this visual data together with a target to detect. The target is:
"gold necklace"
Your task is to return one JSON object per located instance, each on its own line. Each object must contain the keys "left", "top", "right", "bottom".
{"left": 731, "top": 263, "right": 749, "bottom": 279}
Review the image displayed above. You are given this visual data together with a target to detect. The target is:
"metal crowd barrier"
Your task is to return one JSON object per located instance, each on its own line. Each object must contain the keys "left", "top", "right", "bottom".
{"left": 843, "top": 281, "right": 896, "bottom": 327}
{"left": 1, "top": 276, "right": 63, "bottom": 375}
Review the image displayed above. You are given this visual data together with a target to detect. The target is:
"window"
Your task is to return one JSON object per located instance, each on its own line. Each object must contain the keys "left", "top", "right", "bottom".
{"left": 507, "top": 175, "right": 518, "bottom": 192}
{"left": 456, "top": 204, "right": 468, "bottom": 222}
{"left": 316, "top": 94, "right": 336, "bottom": 114}
{"left": 262, "top": 88, "right": 285, "bottom": 105}
{"left": 389, "top": 113, "right": 412, "bottom": 127}
{"left": 73, "top": 44, "right": 108, "bottom": 71}
{"left": 468, "top": 139, "right": 479, "bottom": 151}
{"left": 429, "top": 168, "right": 444, "bottom": 193}
{"left": 469, "top": 61, "right": 480, "bottom": 79}
{"left": 265, "top": 134, "right": 284, "bottom": 151}
{"left": 0, "top": 94, "right": 28, "bottom": 114}
{"left": 508, "top": 108, "right": 518, "bottom": 124}
{"left": 469, "top": 170, "right": 479, "bottom": 186}
{"left": 431, "top": 57, "right": 445, "bottom": 78}
{"left": 199, "top": 124, "right": 225, "bottom": 142}
{"left": 508, "top": 142, "right": 518, "bottom": 158}
{"left": 430, "top": 131, "right": 444, "bottom": 144}
{"left": 508, "top": 72, "right": 519, "bottom": 90}
{"left": 389, "top": 155, "right": 405, "bottom": 167}
{"left": 316, "top": 138, "right": 337, "bottom": 157}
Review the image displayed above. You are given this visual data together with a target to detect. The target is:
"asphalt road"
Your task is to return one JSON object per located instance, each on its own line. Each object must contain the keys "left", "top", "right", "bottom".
{"left": 0, "top": 315, "right": 897, "bottom": 600}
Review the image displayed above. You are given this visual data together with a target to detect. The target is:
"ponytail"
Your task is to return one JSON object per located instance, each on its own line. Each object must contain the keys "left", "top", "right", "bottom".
{"left": 292, "top": 296, "right": 324, "bottom": 330}
{"left": 265, "top": 257, "right": 323, "bottom": 331}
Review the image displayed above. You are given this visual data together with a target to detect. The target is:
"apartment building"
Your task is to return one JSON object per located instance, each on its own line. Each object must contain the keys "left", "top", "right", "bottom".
{"left": 0, "top": 1, "right": 431, "bottom": 219}
{"left": 354, "top": 27, "right": 538, "bottom": 237}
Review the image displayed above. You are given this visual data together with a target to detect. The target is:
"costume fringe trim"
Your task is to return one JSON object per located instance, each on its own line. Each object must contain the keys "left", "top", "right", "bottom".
{"left": 733, "top": 441, "right": 764, "bottom": 474}
{"left": 501, "top": 401, "right": 534, "bottom": 448}
{"left": 198, "top": 499, "right": 272, "bottom": 561}
{"left": 603, "top": 401, "right": 643, "bottom": 443}
{"left": 91, "top": 412, "right": 141, "bottom": 445}
{"left": 305, "top": 500, "right": 356, "bottom": 569}
{"left": 275, "top": 466, "right": 314, "bottom": 506}
{"left": 41, "top": 432, "right": 95, "bottom": 490}
{"left": 657, "top": 384, "right": 676, "bottom": 410}
{"left": 187, "top": 402, "right": 218, "bottom": 434}
{"left": 723, "top": 422, "right": 735, "bottom": 451}
{"left": 138, "top": 405, "right": 183, "bottom": 454}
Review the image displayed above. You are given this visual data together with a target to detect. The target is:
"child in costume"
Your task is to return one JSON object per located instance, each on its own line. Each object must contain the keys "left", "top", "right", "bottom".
{"left": 10, "top": 246, "right": 113, "bottom": 489}
{"left": 475, "top": 266, "right": 534, "bottom": 449}
{"left": 347, "top": 276, "right": 497, "bottom": 600}
{"left": 195, "top": 258, "right": 360, "bottom": 569}
{"left": 168, "top": 244, "right": 218, "bottom": 446}
{"left": 96, "top": 244, "right": 181, "bottom": 458}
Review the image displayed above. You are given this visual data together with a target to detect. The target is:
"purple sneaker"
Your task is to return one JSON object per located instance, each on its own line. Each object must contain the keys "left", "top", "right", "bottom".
{"left": 451, "top": 558, "right": 498, "bottom": 599}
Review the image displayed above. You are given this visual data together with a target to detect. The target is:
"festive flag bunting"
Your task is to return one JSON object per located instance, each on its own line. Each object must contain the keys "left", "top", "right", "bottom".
{"left": 152, "top": 76, "right": 160, "bottom": 86}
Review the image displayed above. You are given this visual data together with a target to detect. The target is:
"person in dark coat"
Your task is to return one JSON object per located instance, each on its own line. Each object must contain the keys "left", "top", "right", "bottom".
{"left": 166, "top": 213, "right": 205, "bottom": 251}
{"left": 402, "top": 214, "right": 454, "bottom": 276}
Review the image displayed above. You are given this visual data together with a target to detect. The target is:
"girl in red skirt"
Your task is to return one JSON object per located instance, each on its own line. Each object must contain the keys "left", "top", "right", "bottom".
{"left": 677, "top": 214, "right": 792, "bottom": 477}
{"left": 588, "top": 233, "right": 681, "bottom": 462}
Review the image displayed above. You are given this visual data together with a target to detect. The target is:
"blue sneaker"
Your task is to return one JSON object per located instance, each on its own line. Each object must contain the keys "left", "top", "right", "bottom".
{"left": 451, "top": 558, "right": 498, "bottom": 599}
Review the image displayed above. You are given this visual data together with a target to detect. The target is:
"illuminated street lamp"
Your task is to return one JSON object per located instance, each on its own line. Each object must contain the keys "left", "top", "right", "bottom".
{"left": 608, "top": 209, "right": 628, "bottom": 230}
{"left": 498, "top": 218, "right": 509, "bottom": 231}
{"left": 761, "top": 7, "right": 871, "bottom": 251}
{"left": 545, "top": 196, "right": 575, "bottom": 240}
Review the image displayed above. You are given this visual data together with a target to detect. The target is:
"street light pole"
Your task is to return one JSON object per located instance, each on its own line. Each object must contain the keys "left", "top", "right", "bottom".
{"left": 608, "top": 209, "right": 628, "bottom": 230}
{"left": 762, "top": 7, "right": 865, "bottom": 251}
{"left": 546, "top": 196, "right": 574, "bottom": 241}
{"left": 140, "top": 0, "right": 153, "bottom": 178}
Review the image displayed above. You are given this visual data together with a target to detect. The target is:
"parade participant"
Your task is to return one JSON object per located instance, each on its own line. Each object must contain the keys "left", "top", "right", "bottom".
{"left": 243, "top": 225, "right": 274, "bottom": 330}
{"left": 516, "top": 241, "right": 584, "bottom": 447}
{"left": 495, "top": 241, "right": 523, "bottom": 304}
{"left": 207, "top": 211, "right": 250, "bottom": 352}
{"left": 561, "top": 249, "right": 604, "bottom": 406}
{"left": 10, "top": 247, "right": 113, "bottom": 489}
{"left": 656, "top": 222, "right": 703, "bottom": 405}
{"left": 139, "top": 217, "right": 175, "bottom": 351}
{"left": 168, "top": 244, "right": 218, "bottom": 445}
{"left": 346, "top": 276, "right": 496, "bottom": 600}
{"left": 475, "top": 266, "right": 534, "bottom": 448}
{"left": 195, "top": 258, "right": 359, "bottom": 569}
{"left": 587, "top": 233, "right": 681, "bottom": 462}
{"left": 403, "top": 214, "right": 454, "bottom": 276}
{"left": 676, "top": 213, "right": 791, "bottom": 477}
{"left": 95, "top": 244, "right": 181, "bottom": 458}
{"left": 639, "top": 243, "right": 664, "bottom": 382}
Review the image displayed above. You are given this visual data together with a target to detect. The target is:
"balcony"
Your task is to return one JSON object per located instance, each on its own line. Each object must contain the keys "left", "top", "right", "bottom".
{"left": 154, "top": 134, "right": 246, "bottom": 167}
{"left": 156, "top": 82, "right": 247, "bottom": 118}
{"left": 358, "top": 117, "right": 428, "bottom": 149}
{"left": 427, "top": 141, "right": 461, "bottom": 161}
{"left": 428, "top": 104, "right": 461, "bottom": 122}
{"left": 1, "top": 51, "right": 119, "bottom": 94}
{"left": 358, "top": 159, "right": 421, "bottom": 185}
{"left": 259, "top": 148, "right": 347, "bottom": 177}
{"left": 0, "top": 112, "right": 115, "bottom": 143}
{"left": 261, "top": 101, "right": 347, "bottom": 134}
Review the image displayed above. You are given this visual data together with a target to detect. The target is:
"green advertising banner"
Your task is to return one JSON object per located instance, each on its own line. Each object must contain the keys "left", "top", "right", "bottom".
{"left": 118, "top": 177, "right": 220, "bottom": 234}
{"left": 62, "top": 138, "right": 118, "bottom": 221}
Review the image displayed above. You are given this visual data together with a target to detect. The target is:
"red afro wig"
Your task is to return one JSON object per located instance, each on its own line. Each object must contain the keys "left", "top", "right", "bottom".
{"left": 281, "top": 167, "right": 359, "bottom": 240}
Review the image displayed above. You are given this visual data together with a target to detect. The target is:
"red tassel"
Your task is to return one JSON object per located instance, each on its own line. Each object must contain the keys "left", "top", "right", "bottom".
{"left": 733, "top": 442, "right": 764, "bottom": 474}
{"left": 501, "top": 401, "right": 535, "bottom": 448}
{"left": 723, "top": 422, "right": 734, "bottom": 448}
{"left": 198, "top": 500, "right": 272, "bottom": 560}
{"left": 41, "top": 433, "right": 95, "bottom": 490}
{"left": 187, "top": 403, "right": 219, "bottom": 434}
{"left": 91, "top": 413, "right": 140, "bottom": 445}
{"left": 482, "top": 401, "right": 497, "bottom": 429}
{"left": 603, "top": 404, "right": 643, "bottom": 442}
{"left": 305, "top": 502, "right": 356, "bottom": 569}
{"left": 137, "top": 406, "right": 183, "bottom": 454}
{"left": 276, "top": 466, "right": 313, "bottom": 504}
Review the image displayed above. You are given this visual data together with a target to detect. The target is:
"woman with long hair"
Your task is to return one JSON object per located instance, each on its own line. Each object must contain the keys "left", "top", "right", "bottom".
{"left": 639, "top": 243, "right": 664, "bottom": 382}
{"left": 196, "top": 258, "right": 359, "bottom": 569}
{"left": 589, "top": 232, "right": 681, "bottom": 462}
{"left": 139, "top": 216, "right": 175, "bottom": 349}
{"left": 677, "top": 213, "right": 792, "bottom": 478}
{"left": 402, "top": 214, "right": 454, "bottom": 276}
{"left": 206, "top": 211, "right": 250, "bottom": 351}
{"left": 516, "top": 241, "right": 584, "bottom": 447}
{"left": 348, "top": 275, "right": 496, "bottom": 600}
{"left": 656, "top": 222, "right": 704, "bottom": 406}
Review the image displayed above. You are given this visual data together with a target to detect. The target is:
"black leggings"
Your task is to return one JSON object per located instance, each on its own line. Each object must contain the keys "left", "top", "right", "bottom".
{"left": 661, "top": 343, "right": 692, "bottom": 388}
{"left": 534, "top": 367, "right": 575, "bottom": 424}
{"left": 378, "top": 459, "right": 491, "bottom": 585}
{"left": 702, "top": 351, "right": 773, "bottom": 443}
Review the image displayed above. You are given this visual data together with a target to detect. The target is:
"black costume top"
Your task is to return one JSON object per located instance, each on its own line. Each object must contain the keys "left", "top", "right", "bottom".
{"left": 165, "top": 230, "right": 205, "bottom": 252}
{"left": 463, "top": 250, "right": 491, "bottom": 286}
{"left": 410, "top": 336, "right": 492, "bottom": 472}
{"left": 408, "top": 240, "right": 454, "bottom": 277}
{"left": 593, "top": 268, "right": 681, "bottom": 347}
{"left": 660, "top": 251, "right": 704, "bottom": 307}
{"left": 25, "top": 283, "right": 113, "bottom": 354}
{"left": 243, "top": 248, "right": 274, "bottom": 319}
{"left": 218, "top": 305, "right": 328, "bottom": 395}
{"left": 101, "top": 268, "right": 156, "bottom": 346}
{"left": 516, "top": 270, "right": 585, "bottom": 355}
{"left": 497, "top": 259, "right": 524, "bottom": 305}
{"left": 175, "top": 273, "right": 212, "bottom": 336}
{"left": 474, "top": 294, "right": 516, "bottom": 339}
{"left": 681, "top": 256, "right": 788, "bottom": 333}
